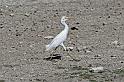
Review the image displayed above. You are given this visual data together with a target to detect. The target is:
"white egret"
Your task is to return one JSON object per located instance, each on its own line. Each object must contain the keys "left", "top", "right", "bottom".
{"left": 45, "top": 16, "right": 70, "bottom": 51}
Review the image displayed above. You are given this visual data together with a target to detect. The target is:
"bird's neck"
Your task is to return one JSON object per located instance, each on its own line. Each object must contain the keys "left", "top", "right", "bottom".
{"left": 61, "top": 21, "right": 69, "bottom": 30}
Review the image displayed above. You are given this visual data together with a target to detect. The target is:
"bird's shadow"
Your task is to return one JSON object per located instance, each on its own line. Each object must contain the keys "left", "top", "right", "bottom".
{"left": 43, "top": 53, "right": 62, "bottom": 61}
{"left": 43, "top": 47, "right": 80, "bottom": 61}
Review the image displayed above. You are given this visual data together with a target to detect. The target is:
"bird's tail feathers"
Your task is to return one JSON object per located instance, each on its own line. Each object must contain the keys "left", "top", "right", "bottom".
{"left": 45, "top": 44, "right": 50, "bottom": 51}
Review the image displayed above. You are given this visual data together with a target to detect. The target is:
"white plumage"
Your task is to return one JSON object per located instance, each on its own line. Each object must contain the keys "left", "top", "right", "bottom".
{"left": 45, "top": 16, "right": 69, "bottom": 51}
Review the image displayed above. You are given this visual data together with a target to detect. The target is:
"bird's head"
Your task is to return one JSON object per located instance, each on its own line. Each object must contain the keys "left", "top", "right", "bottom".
{"left": 60, "top": 16, "right": 74, "bottom": 25}
{"left": 61, "top": 16, "right": 68, "bottom": 22}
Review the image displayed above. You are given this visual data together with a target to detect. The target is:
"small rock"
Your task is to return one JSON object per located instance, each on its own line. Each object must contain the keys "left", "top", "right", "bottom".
{"left": 111, "top": 40, "right": 119, "bottom": 45}
{"left": 94, "top": 55, "right": 100, "bottom": 57}
{"left": 93, "top": 55, "right": 102, "bottom": 59}
{"left": 85, "top": 50, "right": 92, "bottom": 53}
{"left": 37, "top": 34, "right": 42, "bottom": 37}
{"left": 44, "top": 36, "right": 54, "bottom": 39}
{"left": 120, "top": 61, "right": 124, "bottom": 63}
{"left": 110, "top": 55, "right": 116, "bottom": 58}
{"left": 76, "top": 22, "right": 80, "bottom": 24}
{"left": 10, "top": 13, "right": 14, "bottom": 17}
{"left": 16, "top": 33, "right": 22, "bottom": 36}
{"left": 66, "top": 47, "right": 74, "bottom": 50}
{"left": 24, "top": 13, "right": 30, "bottom": 17}
{"left": 0, "top": 26, "right": 4, "bottom": 29}
{"left": 102, "top": 23, "right": 106, "bottom": 26}
{"left": 47, "top": 25, "right": 51, "bottom": 28}
{"left": 35, "top": 78, "right": 42, "bottom": 81}
{"left": 71, "top": 27, "right": 78, "bottom": 30}
{"left": 20, "top": 77, "right": 24, "bottom": 80}
{"left": 19, "top": 41, "right": 23, "bottom": 44}
{"left": 5, "top": 5, "right": 8, "bottom": 8}
{"left": 23, "top": 52, "right": 26, "bottom": 55}
{"left": 83, "top": 46, "right": 92, "bottom": 53}
{"left": 88, "top": 64, "right": 92, "bottom": 67}
{"left": 8, "top": 51, "right": 12, "bottom": 52}
{"left": 76, "top": 47, "right": 81, "bottom": 52}
{"left": 29, "top": 44, "right": 34, "bottom": 48}
{"left": 90, "top": 66, "right": 104, "bottom": 72}
{"left": 108, "top": 16, "right": 111, "bottom": 18}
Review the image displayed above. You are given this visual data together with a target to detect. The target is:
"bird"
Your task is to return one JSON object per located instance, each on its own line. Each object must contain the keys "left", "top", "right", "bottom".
{"left": 45, "top": 16, "right": 70, "bottom": 51}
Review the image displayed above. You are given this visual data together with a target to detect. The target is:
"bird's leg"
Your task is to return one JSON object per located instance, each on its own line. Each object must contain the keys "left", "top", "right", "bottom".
{"left": 60, "top": 43, "right": 66, "bottom": 51}
{"left": 49, "top": 49, "right": 55, "bottom": 60}
{"left": 50, "top": 47, "right": 59, "bottom": 60}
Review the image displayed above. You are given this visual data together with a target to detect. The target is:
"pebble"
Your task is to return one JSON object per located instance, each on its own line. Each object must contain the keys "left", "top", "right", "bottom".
{"left": 19, "top": 41, "right": 23, "bottom": 44}
{"left": 111, "top": 40, "right": 119, "bottom": 45}
{"left": 83, "top": 46, "right": 92, "bottom": 53}
{"left": 85, "top": 50, "right": 92, "bottom": 53}
{"left": 24, "top": 13, "right": 30, "bottom": 17}
{"left": 66, "top": 47, "right": 74, "bottom": 50}
{"left": 44, "top": 36, "right": 54, "bottom": 39}
{"left": 90, "top": 66, "right": 104, "bottom": 72}
{"left": 71, "top": 27, "right": 78, "bottom": 30}
{"left": 120, "top": 61, "right": 124, "bottom": 63}
{"left": 10, "top": 13, "right": 14, "bottom": 17}
{"left": 29, "top": 44, "right": 34, "bottom": 48}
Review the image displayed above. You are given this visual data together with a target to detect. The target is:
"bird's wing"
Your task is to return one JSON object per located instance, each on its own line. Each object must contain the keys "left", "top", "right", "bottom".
{"left": 49, "top": 31, "right": 64, "bottom": 45}
{"left": 46, "top": 29, "right": 68, "bottom": 51}
{"left": 45, "top": 35, "right": 62, "bottom": 51}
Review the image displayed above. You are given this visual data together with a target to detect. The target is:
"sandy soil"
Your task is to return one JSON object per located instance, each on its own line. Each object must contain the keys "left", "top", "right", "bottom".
{"left": 0, "top": 0, "right": 124, "bottom": 82}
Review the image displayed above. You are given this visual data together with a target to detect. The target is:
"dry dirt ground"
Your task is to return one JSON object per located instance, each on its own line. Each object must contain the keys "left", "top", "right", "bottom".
{"left": 0, "top": 0, "right": 124, "bottom": 82}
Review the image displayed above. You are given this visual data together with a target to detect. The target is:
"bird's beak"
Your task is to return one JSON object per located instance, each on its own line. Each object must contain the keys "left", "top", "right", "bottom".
{"left": 66, "top": 17, "right": 74, "bottom": 20}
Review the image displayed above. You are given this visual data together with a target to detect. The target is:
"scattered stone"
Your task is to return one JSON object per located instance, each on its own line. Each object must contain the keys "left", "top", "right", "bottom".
{"left": 0, "top": 26, "right": 4, "bottom": 29}
{"left": 44, "top": 36, "right": 54, "bottom": 39}
{"left": 120, "top": 61, "right": 124, "bottom": 63}
{"left": 23, "top": 52, "right": 27, "bottom": 55}
{"left": 110, "top": 55, "right": 117, "bottom": 58}
{"left": 94, "top": 55, "right": 100, "bottom": 57}
{"left": 88, "top": 64, "right": 92, "bottom": 67}
{"left": 35, "top": 78, "right": 42, "bottom": 81}
{"left": 102, "top": 23, "right": 106, "bottom": 26}
{"left": 20, "top": 77, "right": 24, "bottom": 80}
{"left": 0, "top": 9, "right": 3, "bottom": 13}
{"left": 108, "top": 16, "right": 111, "bottom": 18}
{"left": 66, "top": 47, "right": 74, "bottom": 51}
{"left": 93, "top": 55, "right": 101, "bottom": 59}
{"left": 111, "top": 40, "right": 119, "bottom": 45}
{"left": 71, "top": 27, "right": 78, "bottom": 30}
{"left": 47, "top": 25, "right": 51, "bottom": 28}
{"left": 83, "top": 46, "right": 92, "bottom": 53}
{"left": 90, "top": 66, "right": 104, "bottom": 73}
{"left": 24, "top": 13, "right": 30, "bottom": 17}
{"left": 19, "top": 41, "right": 23, "bottom": 44}
{"left": 91, "top": 54, "right": 102, "bottom": 59}
{"left": 8, "top": 51, "right": 12, "bottom": 52}
{"left": 76, "top": 22, "right": 80, "bottom": 24}
{"left": 76, "top": 47, "right": 81, "bottom": 52}
{"left": 37, "top": 34, "right": 42, "bottom": 37}
{"left": 29, "top": 44, "right": 34, "bottom": 48}
{"left": 85, "top": 50, "right": 92, "bottom": 53}
{"left": 5, "top": 5, "right": 8, "bottom": 8}
{"left": 10, "top": 13, "right": 14, "bottom": 17}
{"left": 111, "top": 40, "right": 121, "bottom": 48}
{"left": 11, "top": 46, "right": 15, "bottom": 48}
